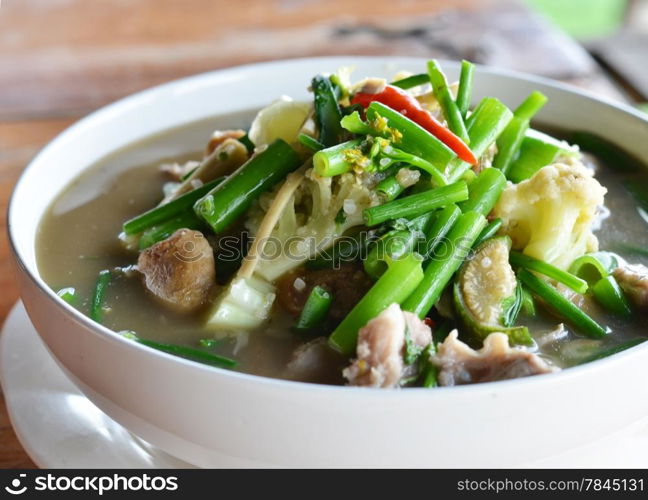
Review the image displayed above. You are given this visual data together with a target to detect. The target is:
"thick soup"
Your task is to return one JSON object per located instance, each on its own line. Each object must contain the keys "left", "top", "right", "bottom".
{"left": 37, "top": 60, "right": 648, "bottom": 388}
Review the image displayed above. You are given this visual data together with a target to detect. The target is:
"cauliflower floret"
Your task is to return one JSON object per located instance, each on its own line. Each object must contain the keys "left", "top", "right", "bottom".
{"left": 252, "top": 168, "right": 381, "bottom": 281}
{"left": 491, "top": 160, "right": 607, "bottom": 270}
{"left": 205, "top": 167, "right": 380, "bottom": 334}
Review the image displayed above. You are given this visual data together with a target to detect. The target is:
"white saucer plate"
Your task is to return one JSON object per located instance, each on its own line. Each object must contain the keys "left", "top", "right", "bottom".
{"left": 0, "top": 302, "right": 194, "bottom": 468}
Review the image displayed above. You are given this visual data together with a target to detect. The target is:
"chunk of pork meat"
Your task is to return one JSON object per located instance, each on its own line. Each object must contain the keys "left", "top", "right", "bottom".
{"left": 137, "top": 229, "right": 215, "bottom": 313}
{"left": 165, "top": 138, "right": 249, "bottom": 202}
{"left": 433, "top": 330, "right": 556, "bottom": 386}
{"left": 613, "top": 263, "right": 648, "bottom": 309}
{"left": 276, "top": 264, "right": 373, "bottom": 323}
{"left": 343, "top": 303, "right": 432, "bottom": 388}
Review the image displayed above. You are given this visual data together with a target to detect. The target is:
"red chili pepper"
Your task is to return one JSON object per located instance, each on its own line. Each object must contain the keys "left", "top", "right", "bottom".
{"left": 351, "top": 85, "right": 478, "bottom": 166}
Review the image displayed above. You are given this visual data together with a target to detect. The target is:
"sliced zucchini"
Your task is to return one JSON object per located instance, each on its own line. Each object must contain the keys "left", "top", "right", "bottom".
{"left": 454, "top": 236, "right": 532, "bottom": 346}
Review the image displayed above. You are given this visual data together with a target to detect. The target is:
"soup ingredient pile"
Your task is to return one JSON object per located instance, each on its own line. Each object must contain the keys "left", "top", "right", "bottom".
{"left": 77, "top": 59, "right": 648, "bottom": 387}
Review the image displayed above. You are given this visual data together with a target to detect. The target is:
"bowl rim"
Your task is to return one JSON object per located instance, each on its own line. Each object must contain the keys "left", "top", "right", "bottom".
{"left": 8, "top": 55, "right": 648, "bottom": 396}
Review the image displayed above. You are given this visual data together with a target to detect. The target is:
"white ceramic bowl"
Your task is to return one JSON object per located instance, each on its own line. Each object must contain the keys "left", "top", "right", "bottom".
{"left": 8, "top": 57, "right": 648, "bottom": 467}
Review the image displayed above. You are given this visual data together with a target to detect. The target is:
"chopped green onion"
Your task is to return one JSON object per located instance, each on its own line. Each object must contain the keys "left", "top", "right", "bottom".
{"left": 461, "top": 168, "right": 477, "bottom": 185}
{"left": 375, "top": 174, "right": 405, "bottom": 201}
{"left": 493, "top": 117, "right": 529, "bottom": 175}
{"left": 366, "top": 102, "right": 456, "bottom": 170}
{"left": 296, "top": 286, "right": 333, "bottom": 331}
{"left": 592, "top": 276, "right": 632, "bottom": 317}
{"left": 403, "top": 211, "right": 487, "bottom": 318}
{"left": 194, "top": 139, "right": 302, "bottom": 234}
{"left": 455, "top": 60, "right": 475, "bottom": 119}
{"left": 473, "top": 218, "right": 503, "bottom": 248}
{"left": 568, "top": 252, "right": 621, "bottom": 285}
{"left": 90, "top": 270, "right": 111, "bottom": 323}
{"left": 363, "top": 181, "right": 467, "bottom": 227}
{"left": 514, "top": 91, "right": 548, "bottom": 121}
{"left": 329, "top": 253, "right": 424, "bottom": 355}
{"left": 364, "top": 213, "right": 432, "bottom": 279}
{"left": 123, "top": 332, "right": 236, "bottom": 368}
{"left": 458, "top": 167, "right": 507, "bottom": 216}
{"left": 123, "top": 177, "right": 224, "bottom": 235}
{"left": 391, "top": 73, "right": 429, "bottom": 90}
{"left": 518, "top": 269, "right": 607, "bottom": 339}
{"left": 494, "top": 92, "right": 548, "bottom": 178}
{"left": 510, "top": 251, "right": 588, "bottom": 294}
{"left": 312, "top": 139, "right": 363, "bottom": 177}
{"left": 57, "top": 287, "right": 77, "bottom": 305}
{"left": 299, "top": 133, "right": 325, "bottom": 152}
{"left": 447, "top": 98, "right": 513, "bottom": 183}
{"left": 427, "top": 60, "right": 469, "bottom": 143}
{"left": 422, "top": 204, "right": 461, "bottom": 259}
{"left": 507, "top": 130, "right": 575, "bottom": 183}
{"left": 139, "top": 211, "right": 204, "bottom": 250}
{"left": 312, "top": 75, "right": 343, "bottom": 147}
{"left": 419, "top": 344, "right": 438, "bottom": 388}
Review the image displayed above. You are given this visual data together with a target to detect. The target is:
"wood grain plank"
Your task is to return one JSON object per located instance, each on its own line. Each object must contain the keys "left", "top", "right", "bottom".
{"left": 0, "top": 0, "right": 608, "bottom": 119}
{"left": 0, "top": 117, "right": 75, "bottom": 470}
{"left": 0, "top": 118, "right": 75, "bottom": 326}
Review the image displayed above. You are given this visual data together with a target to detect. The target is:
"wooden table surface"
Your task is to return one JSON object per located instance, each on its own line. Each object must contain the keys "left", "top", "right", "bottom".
{"left": 0, "top": 0, "right": 625, "bottom": 469}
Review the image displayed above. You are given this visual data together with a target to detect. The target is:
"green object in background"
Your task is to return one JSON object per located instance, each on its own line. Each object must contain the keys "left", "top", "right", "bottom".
{"left": 638, "top": 103, "right": 648, "bottom": 115}
{"left": 525, "top": 0, "right": 626, "bottom": 39}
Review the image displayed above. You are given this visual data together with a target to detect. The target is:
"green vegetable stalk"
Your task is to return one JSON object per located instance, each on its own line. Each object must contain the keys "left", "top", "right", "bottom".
{"left": 518, "top": 269, "right": 607, "bottom": 339}
{"left": 313, "top": 139, "right": 363, "bottom": 177}
{"left": 194, "top": 139, "right": 302, "bottom": 233}
{"left": 366, "top": 102, "right": 457, "bottom": 170}
{"left": 472, "top": 218, "right": 503, "bottom": 248}
{"left": 312, "top": 75, "right": 344, "bottom": 147}
{"left": 403, "top": 211, "right": 487, "bottom": 318}
{"left": 447, "top": 98, "right": 513, "bottom": 183}
{"left": 493, "top": 91, "right": 549, "bottom": 176}
{"left": 455, "top": 60, "right": 475, "bottom": 119}
{"left": 592, "top": 276, "right": 632, "bottom": 317}
{"left": 329, "top": 253, "right": 424, "bottom": 355}
{"left": 123, "top": 332, "right": 237, "bottom": 368}
{"left": 422, "top": 204, "right": 461, "bottom": 259}
{"left": 510, "top": 251, "right": 588, "bottom": 294}
{"left": 427, "top": 59, "right": 469, "bottom": 143}
{"left": 139, "top": 211, "right": 205, "bottom": 250}
{"left": 363, "top": 181, "right": 468, "bottom": 226}
{"left": 123, "top": 176, "right": 224, "bottom": 235}
{"left": 392, "top": 73, "right": 429, "bottom": 90}
{"left": 296, "top": 286, "right": 334, "bottom": 331}
{"left": 458, "top": 167, "right": 507, "bottom": 216}
{"left": 90, "top": 270, "right": 111, "bottom": 323}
